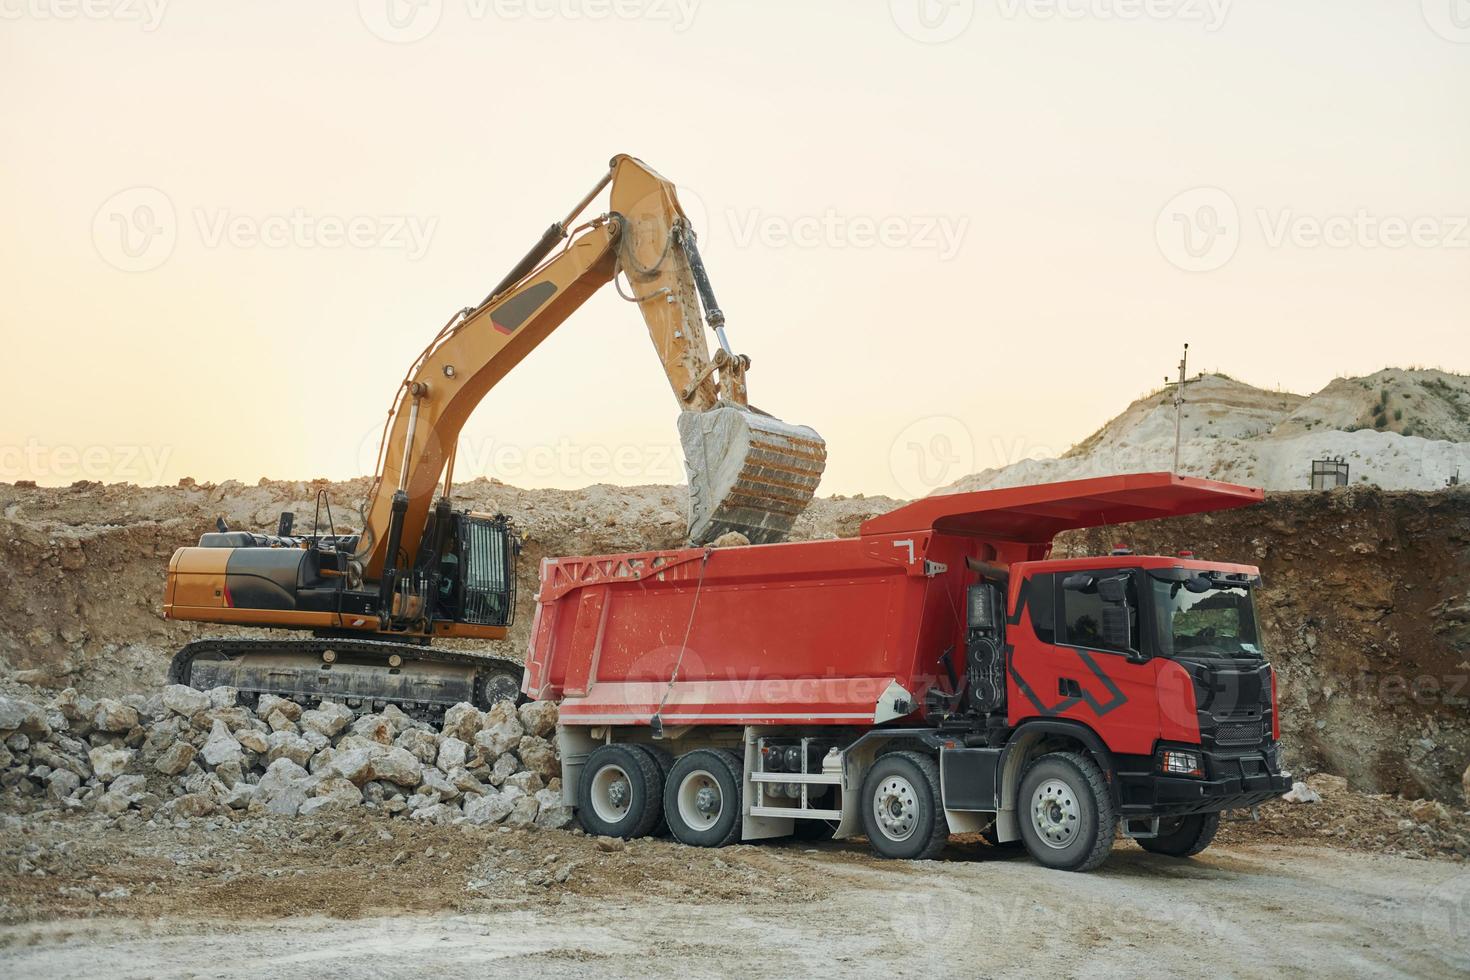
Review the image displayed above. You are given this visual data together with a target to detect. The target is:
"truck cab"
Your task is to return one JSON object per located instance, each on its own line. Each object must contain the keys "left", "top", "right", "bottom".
{"left": 939, "top": 552, "right": 1287, "bottom": 863}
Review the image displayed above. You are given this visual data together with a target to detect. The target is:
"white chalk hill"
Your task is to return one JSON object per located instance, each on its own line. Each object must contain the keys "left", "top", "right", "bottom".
{"left": 940, "top": 369, "right": 1470, "bottom": 494}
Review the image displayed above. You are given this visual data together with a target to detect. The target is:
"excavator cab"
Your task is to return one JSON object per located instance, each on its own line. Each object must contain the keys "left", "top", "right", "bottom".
{"left": 409, "top": 510, "right": 518, "bottom": 629}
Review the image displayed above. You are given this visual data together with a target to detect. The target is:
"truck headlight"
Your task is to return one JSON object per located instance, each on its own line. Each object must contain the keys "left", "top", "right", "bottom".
{"left": 1161, "top": 750, "right": 1203, "bottom": 777}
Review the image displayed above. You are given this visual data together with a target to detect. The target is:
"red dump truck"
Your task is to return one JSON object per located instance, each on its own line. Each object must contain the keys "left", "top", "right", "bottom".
{"left": 522, "top": 472, "right": 1290, "bottom": 871}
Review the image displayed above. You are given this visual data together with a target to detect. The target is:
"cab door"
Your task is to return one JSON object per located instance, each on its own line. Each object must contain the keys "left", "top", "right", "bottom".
{"left": 1008, "top": 570, "right": 1161, "bottom": 756}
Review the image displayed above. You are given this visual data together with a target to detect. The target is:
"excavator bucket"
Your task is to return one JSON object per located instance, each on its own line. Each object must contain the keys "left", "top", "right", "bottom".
{"left": 680, "top": 406, "right": 827, "bottom": 545}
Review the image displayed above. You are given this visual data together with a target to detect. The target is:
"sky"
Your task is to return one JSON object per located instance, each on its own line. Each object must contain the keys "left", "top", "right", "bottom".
{"left": 1, "top": 0, "right": 1467, "bottom": 498}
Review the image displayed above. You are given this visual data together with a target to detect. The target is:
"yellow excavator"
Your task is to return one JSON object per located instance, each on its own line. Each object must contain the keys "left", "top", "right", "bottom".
{"left": 163, "top": 155, "right": 826, "bottom": 714}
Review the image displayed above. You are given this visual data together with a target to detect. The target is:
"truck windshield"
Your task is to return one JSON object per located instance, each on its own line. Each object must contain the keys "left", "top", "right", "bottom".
{"left": 1151, "top": 579, "right": 1262, "bottom": 659}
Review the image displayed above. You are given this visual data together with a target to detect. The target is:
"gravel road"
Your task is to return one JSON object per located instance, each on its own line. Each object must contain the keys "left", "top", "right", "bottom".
{"left": 3, "top": 840, "right": 1466, "bottom": 979}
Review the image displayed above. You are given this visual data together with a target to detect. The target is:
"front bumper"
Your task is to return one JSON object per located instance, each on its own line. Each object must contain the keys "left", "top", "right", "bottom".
{"left": 1117, "top": 744, "right": 1291, "bottom": 817}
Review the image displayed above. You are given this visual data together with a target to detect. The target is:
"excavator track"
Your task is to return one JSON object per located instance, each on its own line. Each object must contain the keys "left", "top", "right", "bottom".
{"left": 167, "top": 638, "right": 525, "bottom": 721}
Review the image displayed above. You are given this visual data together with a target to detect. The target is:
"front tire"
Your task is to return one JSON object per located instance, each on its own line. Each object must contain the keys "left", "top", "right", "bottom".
{"left": 1017, "top": 751, "right": 1116, "bottom": 872}
{"left": 576, "top": 744, "right": 664, "bottom": 839}
{"left": 664, "top": 749, "right": 744, "bottom": 847}
{"left": 1138, "top": 812, "right": 1220, "bottom": 858}
{"left": 860, "top": 751, "right": 949, "bottom": 860}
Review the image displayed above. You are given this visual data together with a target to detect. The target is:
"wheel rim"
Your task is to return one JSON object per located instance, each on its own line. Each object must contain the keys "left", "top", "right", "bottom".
{"left": 676, "top": 769, "right": 724, "bottom": 831}
{"left": 589, "top": 764, "right": 632, "bottom": 825}
{"left": 1030, "top": 777, "right": 1082, "bottom": 849}
{"left": 872, "top": 774, "right": 919, "bottom": 843}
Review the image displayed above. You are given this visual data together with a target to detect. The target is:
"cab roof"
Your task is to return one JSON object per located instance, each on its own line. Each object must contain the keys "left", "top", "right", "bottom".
{"left": 861, "top": 472, "right": 1264, "bottom": 544}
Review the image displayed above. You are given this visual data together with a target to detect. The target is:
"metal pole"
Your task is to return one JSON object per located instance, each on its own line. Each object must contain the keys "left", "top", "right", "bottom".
{"left": 1173, "top": 344, "right": 1189, "bottom": 474}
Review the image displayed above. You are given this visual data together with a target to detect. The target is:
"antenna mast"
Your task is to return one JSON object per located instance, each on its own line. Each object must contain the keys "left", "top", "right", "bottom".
{"left": 1163, "top": 344, "right": 1197, "bottom": 475}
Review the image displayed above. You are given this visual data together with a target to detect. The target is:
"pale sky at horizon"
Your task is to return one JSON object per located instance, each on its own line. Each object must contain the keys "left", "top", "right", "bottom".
{"left": 2, "top": 0, "right": 1467, "bottom": 498}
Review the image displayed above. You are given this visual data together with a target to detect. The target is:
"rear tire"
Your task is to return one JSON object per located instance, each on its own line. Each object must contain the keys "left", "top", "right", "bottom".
{"left": 860, "top": 751, "right": 949, "bottom": 860}
{"left": 576, "top": 744, "right": 663, "bottom": 839}
{"left": 1016, "top": 751, "right": 1116, "bottom": 872}
{"left": 1138, "top": 812, "right": 1220, "bottom": 858}
{"left": 664, "top": 749, "right": 744, "bottom": 847}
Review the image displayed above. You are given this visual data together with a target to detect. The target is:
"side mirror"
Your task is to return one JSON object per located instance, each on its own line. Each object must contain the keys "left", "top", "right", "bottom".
{"left": 1101, "top": 605, "right": 1132, "bottom": 652}
{"left": 277, "top": 511, "right": 295, "bottom": 538}
{"left": 1097, "top": 575, "right": 1129, "bottom": 604}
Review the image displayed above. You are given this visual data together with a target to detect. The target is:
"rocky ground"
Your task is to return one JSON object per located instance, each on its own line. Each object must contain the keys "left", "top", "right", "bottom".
{"left": 0, "top": 684, "right": 572, "bottom": 836}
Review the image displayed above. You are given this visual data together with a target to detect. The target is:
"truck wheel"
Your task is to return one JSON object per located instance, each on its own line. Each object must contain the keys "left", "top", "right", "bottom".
{"left": 1138, "top": 812, "right": 1220, "bottom": 858}
{"left": 576, "top": 744, "right": 663, "bottom": 839}
{"left": 664, "top": 749, "right": 744, "bottom": 847}
{"left": 860, "top": 751, "right": 949, "bottom": 860}
{"left": 1017, "top": 751, "right": 1116, "bottom": 872}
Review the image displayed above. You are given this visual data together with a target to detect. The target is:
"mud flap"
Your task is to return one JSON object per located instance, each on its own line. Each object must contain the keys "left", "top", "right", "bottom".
{"left": 679, "top": 406, "right": 827, "bottom": 545}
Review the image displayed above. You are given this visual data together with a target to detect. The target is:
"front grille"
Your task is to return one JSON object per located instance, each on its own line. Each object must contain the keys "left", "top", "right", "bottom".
{"left": 1216, "top": 720, "right": 1264, "bottom": 746}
